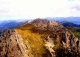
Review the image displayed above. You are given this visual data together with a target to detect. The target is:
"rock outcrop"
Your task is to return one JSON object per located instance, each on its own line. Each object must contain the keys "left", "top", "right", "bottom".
{"left": 0, "top": 29, "right": 30, "bottom": 57}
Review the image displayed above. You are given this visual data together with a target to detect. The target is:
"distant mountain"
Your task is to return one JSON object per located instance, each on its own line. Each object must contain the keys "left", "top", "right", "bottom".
{"left": 56, "top": 21, "right": 80, "bottom": 28}
{"left": 47, "top": 17, "right": 80, "bottom": 25}
{"left": 0, "top": 20, "right": 27, "bottom": 32}
{"left": 62, "top": 22, "right": 80, "bottom": 27}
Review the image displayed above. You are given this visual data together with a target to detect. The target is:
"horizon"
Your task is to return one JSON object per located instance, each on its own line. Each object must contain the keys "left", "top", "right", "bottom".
{"left": 0, "top": 17, "right": 80, "bottom": 21}
{"left": 0, "top": 0, "right": 80, "bottom": 21}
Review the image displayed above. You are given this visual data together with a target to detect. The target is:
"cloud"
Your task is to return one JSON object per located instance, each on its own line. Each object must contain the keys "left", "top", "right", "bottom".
{"left": 0, "top": 9, "right": 8, "bottom": 13}
{"left": 71, "top": 5, "right": 80, "bottom": 11}
{"left": 0, "top": 0, "right": 80, "bottom": 20}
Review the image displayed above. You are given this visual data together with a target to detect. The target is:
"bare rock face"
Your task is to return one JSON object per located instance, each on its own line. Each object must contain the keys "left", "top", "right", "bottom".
{"left": 0, "top": 29, "right": 29, "bottom": 57}
{"left": 31, "top": 19, "right": 80, "bottom": 57}
{"left": 44, "top": 32, "right": 80, "bottom": 57}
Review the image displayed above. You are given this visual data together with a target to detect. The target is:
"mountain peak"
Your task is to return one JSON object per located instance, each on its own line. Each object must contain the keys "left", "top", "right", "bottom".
{"left": 31, "top": 19, "right": 63, "bottom": 30}
{"left": 33, "top": 18, "right": 58, "bottom": 25}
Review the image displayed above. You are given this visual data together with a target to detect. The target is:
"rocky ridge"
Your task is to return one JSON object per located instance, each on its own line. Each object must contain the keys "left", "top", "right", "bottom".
{"left": 0, "top": 19, "right": 80, "bottom": 57}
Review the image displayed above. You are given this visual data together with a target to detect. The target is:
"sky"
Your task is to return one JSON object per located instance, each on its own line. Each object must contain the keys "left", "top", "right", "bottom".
{"left": 0, "top": 0, "right": 80, "bottom": 20}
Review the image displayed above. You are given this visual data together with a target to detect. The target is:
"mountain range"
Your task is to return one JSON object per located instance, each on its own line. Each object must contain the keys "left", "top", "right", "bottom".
{"left": 0, "top": 19, "right": 80, "bottom": 57}
{"left": 0, "top": 20, "right": 28, "bottom": 33}
{"left": 47, "top": 17, "right": 80, "bottom": 25}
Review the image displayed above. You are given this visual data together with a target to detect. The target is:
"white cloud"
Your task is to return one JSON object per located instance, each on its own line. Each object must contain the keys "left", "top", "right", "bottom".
{"left": 0, "top": 0, "right": 80, "bottom": 20}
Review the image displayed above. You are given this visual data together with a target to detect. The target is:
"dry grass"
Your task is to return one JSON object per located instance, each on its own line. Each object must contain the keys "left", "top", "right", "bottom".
{"left": 15, "top": 24, "right": 47, "bottom": 55}
{"left": 15, "top": 23, "right": 62, "bottom": 56}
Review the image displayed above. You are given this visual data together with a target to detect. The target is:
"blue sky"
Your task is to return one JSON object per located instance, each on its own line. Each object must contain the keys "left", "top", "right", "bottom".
{"left": 0, "top": 0, "right": 80, "bottom": 20}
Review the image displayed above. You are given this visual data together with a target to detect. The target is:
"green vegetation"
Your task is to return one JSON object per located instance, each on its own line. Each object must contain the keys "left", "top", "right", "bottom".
{"left": 68, "top": 28, "right": 80, "bottom": 39}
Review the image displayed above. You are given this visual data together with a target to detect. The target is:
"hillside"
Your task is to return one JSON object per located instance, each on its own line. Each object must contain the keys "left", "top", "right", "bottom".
{"left": 15, "top": 19, "right": 80, "bottom": 57}
{"left": 0, "top": 19, "right": 80, "bottom": 57}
